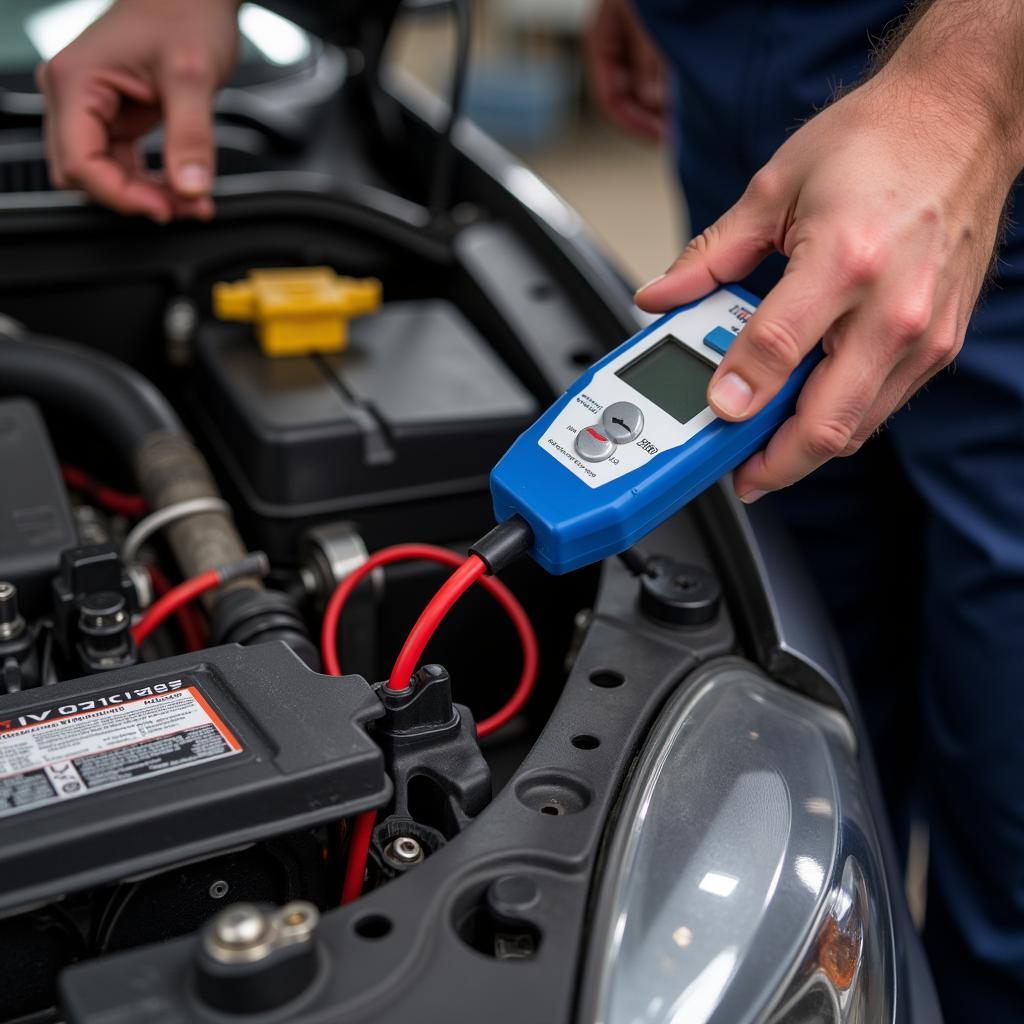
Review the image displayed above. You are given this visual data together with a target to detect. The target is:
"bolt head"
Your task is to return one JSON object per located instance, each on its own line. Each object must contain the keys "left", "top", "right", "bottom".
{"left": 212, "top": 904, "right": 267, "bottom": 948}
{"left": 384, "top": 835, "right": 424, "bottom": 866}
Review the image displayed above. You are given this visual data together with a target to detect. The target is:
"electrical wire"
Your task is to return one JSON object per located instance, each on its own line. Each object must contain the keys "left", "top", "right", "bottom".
{"left": 61, "top": 465, "right": 149, "bottom": 519}
{"left": 132, "top": 570, "right": 220, "bottom": 647}
{"left": 122, "top": 496, "right": 232, "bottom": 564}
{"left": 387, "top": 554, "right": 486, "bottom": 690}
{"left": 146, "top": 564, "right": 207, "bottom": 652}
{"left": 428, "top": 0, "right": 471, "bottom": 215}
{"left": 321, "top": 542, "right": 539, "bottom": 903}
{"left": 342, "top": 811, "right": 379, "bottom": 906}
{"left": 131, "top": 552, "right": 268, "bottom": 648}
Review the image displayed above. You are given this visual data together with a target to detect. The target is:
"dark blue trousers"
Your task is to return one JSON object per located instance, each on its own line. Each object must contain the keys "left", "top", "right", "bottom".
{"left": 634, "top": 1, "right": 1024, "bottom": 1018}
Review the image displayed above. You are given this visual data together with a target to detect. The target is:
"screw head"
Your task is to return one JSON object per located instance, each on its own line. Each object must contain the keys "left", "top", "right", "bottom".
{"left": 384, "top": 835, "right": 424, "bottom": 866}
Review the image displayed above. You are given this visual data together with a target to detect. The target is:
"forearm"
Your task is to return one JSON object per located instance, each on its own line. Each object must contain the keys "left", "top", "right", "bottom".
{"left": 873, "top": 0, "right": 1024, "bottom": 180}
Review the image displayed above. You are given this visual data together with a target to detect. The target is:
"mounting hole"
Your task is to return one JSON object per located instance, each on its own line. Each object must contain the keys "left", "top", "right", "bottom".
{"left": 569, "top": 350, "right": 594, "bottom": 367}
{"left": 571, "top": 734, "right": 600, "bottom": 750}
{"left": 529, "top": 281, "right": 555, "bottom": 300}
{"left": 589, "top": 669, "right": 624, "bottom": 688}
{"left": 453, "top": 883, "right": 542, "bottom": 959}
{"left": 354, "top": 914, "right": 392, "bottom": 939}
{"left": 515, "top": 771, "right": 592, "bottom": 816}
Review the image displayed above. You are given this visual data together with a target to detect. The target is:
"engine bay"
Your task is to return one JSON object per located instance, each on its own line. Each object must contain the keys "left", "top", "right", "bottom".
{"left": 0, "top": 185, "right": 749, "bottom": 1023}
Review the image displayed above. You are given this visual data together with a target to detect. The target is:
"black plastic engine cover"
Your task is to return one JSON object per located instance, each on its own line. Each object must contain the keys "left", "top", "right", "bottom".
{"left": 0, "top": 397, "right": 76, "bottom": 616}
{"left": 0, "top": 642, "right": 388, "bottom": 914}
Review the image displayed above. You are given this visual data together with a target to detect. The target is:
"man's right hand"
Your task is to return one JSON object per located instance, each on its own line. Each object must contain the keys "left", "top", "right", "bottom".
{"left": 584, "top": 0, "right": 667, "bottom": 141}
{"left": 36, "top": 0, "right": 240, "bottom": 223}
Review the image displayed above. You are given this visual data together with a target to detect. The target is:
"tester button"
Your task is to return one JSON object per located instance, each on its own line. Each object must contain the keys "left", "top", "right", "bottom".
{"left": 575, "top": 426, "right": 614, "bottom": 462}
{"left": 602, "top": 401, "right": 644, "bottom": 444}
{"left": 703, "top": 326, "right": 736, "bottom": 356}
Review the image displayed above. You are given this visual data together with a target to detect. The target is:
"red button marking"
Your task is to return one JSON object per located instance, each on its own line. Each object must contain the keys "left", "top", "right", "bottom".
{"left": 585, "top": 427, "right": 608, "bottom": 442}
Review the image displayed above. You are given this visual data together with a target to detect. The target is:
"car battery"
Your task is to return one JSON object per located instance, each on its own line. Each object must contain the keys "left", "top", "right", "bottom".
{"left": 0, "top": 642, "right": 388, "bottom": 913}
{"left": 191, "top": 298, "right": 540, "bottom": 555}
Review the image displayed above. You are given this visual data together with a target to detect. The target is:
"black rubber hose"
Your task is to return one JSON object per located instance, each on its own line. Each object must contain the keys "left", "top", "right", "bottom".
{"left": 0, "top": 330, "right": 319, "bottom": 665}
{"left": 0, "top": 333, "right": 183, "bottom": 462}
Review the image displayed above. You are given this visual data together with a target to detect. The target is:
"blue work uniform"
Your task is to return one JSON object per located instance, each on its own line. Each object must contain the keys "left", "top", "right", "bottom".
{"left": 632, "top": 0, "right": 1024, "bottom": 1018}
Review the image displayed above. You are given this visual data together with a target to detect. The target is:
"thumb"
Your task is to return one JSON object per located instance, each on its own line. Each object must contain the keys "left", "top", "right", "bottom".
{"left": 635, "top": 183, "right": 780, "bottom": 311}
{"left": 160, "top": 59, "right": 217, "bottom": 197}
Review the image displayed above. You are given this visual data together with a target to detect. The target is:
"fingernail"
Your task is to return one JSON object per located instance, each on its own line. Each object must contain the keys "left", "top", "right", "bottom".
{"left": 709, "top": 372, "right": 753, "bottom": 417}
{"left": 634, "top": 273, "right": 665, "bottom": 296}
{"left": 176, "top": 162, "right": 210, "bottom": 195}
{"left": 739, "top": 489, "right": 767, "bottom": 504}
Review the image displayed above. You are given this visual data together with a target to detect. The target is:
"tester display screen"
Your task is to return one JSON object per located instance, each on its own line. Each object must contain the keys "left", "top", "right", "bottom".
{"left": 616, "top": 335, "right": 715, "bottom": 424}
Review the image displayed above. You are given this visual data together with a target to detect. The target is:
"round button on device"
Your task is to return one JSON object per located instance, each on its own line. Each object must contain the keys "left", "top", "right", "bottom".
{"left": 602, "top": 402, "right": 644, "bottom": 444}
{"left": 575, "top": 425, "right": 614, "bottom": 462}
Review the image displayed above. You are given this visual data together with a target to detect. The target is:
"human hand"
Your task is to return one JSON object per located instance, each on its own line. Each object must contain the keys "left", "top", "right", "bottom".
{"left": 36, "top": 0, "right": 240, "bottom": 223}
{"left": 635, "top": 70, "right": 1019, "bottom": 502}
{"left": 584, "top": 0, "right": 667, "bottom": 141}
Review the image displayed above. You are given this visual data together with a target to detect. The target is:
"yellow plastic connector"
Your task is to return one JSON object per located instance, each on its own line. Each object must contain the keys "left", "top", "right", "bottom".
{"left": 212, "top": 267, "right": 382, "bottom": 357}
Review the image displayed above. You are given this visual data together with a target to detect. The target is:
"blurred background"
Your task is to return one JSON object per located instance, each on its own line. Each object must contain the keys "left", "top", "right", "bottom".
{"left": 390, "top": 0, "right": 685, "bottom": 286}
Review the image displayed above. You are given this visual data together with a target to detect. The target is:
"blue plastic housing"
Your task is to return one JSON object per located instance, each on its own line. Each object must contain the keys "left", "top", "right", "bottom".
{"left": 490, "top": 287, "right": 821, "bottom": 574}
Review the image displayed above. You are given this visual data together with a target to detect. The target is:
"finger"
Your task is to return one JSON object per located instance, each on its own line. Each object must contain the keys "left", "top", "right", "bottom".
{"left": 705, "top": 243, "right": 857, "bottom": 419}
{"left": 587, "top": 48, "right": 661, "bottom": 138}
{"left": 159, "top": 56, "right": 217, "bottom": 197}
{"left": 583, "top": 12, "right": 622, "bottom": 116}
{"left": 731, "top": 320, "right": 893, "bottom": 498}
{"left": 611, "top": 94, "right": 666, "bottom": 140}
{"left": 37, "top": 63, "right": 69, "bottom": 188}
{"left": 44, "top": 62, "right": 171, "bottom": 220}
{"left": 58, "top": 96, "right": 172, "bottom": 220}
{"left": 634, "top": 25, "right": 666, "bottom": 115}
{"left": 634, "top": 185, "right": 780, "bottom": 310}
{"left": 170, "top": 192, "right": 216, "bottom": 220}
{"left": 842, "top": 305, "right": 961, "bottom": 449}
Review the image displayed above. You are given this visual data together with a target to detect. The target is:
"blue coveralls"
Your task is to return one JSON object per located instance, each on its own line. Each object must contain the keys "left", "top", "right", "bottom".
{"left": 631, "top": 1, "right": 1024, "bottom": 1018}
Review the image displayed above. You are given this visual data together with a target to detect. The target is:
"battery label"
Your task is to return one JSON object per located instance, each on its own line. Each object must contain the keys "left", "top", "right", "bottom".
{"left": 0, "top": 682, "right": 242, "bottom": 819}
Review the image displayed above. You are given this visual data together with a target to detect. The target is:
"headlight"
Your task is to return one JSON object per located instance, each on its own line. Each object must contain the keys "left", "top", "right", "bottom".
{"left": 580, "top": 661, "right": 895, "bottom": 1024}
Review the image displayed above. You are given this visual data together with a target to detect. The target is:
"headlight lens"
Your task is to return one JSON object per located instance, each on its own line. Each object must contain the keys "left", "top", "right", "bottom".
{"left": 580, "top": 662, "right": 895, "bottom": 1024}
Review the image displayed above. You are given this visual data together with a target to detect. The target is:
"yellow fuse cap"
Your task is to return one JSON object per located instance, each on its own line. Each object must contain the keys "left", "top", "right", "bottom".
{"left": 212, "top": 267, "right": 382, "bottom": 357}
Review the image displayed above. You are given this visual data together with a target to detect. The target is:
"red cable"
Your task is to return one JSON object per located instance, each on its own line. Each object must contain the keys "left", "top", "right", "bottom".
{"left": 131, "top": 553, "right": 266, "bottom": 650}
{"left": 62, "top": 464, "right": 149, "bottom": 519}
{"left": 131, "top": 569, "right": 219, "bottom": 646}
{"left": 321, "top": 543, "right": 539, "bottom": 903}
{"left": 387, "top": 555, "right": 486, "bottom": 691}
{"left": 146, "top": 565, "right": 208, "bottom": 651}
{"left": 342, "top": 810, "right": 379, "bottom": 905}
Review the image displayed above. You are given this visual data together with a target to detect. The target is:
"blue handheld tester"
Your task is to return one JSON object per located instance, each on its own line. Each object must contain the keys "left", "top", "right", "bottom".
{"left": 489, "top": 286, "right": 821, "bottom": 574}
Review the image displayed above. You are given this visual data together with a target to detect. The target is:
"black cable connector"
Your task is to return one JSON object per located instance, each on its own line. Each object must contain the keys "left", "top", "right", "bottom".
{"left": 469, "top": 516, "right": 534, "bottom": 576}
{"left": 617, "top": 546, "right": 654, "bottom": 577}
